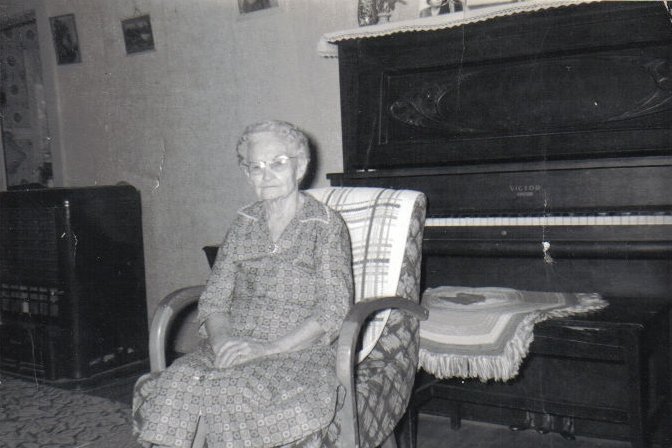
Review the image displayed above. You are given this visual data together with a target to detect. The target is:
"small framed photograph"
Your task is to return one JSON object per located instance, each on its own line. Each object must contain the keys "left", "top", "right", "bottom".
{"left": 49, "top": 14, "right": 81, "bottom": 65}
{"left": 238, "top": 0, "right": 279, "bottom": 15}
{"left": 418, "top": 0, "right": 464, "bottom": 17}
{"left": 121, "top": 15, "right": 155, "bottom": 55}
{"left": 418, "top": 0, "right": 527, "bottom": 18}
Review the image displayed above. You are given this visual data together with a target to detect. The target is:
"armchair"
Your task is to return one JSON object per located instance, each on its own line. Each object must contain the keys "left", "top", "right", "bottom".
{"left": 145, "top": 187, "right": 427, "bottom": 447}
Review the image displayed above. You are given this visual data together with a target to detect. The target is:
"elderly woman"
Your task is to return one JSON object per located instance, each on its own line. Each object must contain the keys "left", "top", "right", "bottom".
{"left": 133, "top": 120, "right": 353, "bottom": 448}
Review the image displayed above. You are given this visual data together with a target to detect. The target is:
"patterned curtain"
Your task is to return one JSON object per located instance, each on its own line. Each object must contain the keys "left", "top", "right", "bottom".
{"left": 1, "top": 13, "right": 53, "bottom": 188}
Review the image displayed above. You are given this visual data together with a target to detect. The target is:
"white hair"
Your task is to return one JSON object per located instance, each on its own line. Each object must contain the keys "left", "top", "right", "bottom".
{"left": 236, "top": 120, "right": 310, "bottom": 164}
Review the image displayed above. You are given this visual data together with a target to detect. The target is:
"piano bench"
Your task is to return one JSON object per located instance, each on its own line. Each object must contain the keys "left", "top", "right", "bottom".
{"left": 402, "top": 298, "right": 671, "bottom": 448}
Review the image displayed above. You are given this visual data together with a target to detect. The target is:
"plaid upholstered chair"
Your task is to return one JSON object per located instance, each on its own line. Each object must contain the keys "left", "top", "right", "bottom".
{"left": 146, "top": 187, "right": 427, "bottom": 447}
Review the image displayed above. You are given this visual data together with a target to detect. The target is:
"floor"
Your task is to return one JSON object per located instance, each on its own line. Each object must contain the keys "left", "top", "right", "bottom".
{"left": 416, "top": 415, "right": 633, "bottom": 448}
{"left": 91, "top": 374, "right": 666, "bottom": 448}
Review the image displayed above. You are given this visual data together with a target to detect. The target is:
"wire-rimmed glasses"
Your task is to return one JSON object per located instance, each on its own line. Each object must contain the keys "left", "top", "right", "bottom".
{"left": 241, "top": 155, "right": 297, "bottom": 177}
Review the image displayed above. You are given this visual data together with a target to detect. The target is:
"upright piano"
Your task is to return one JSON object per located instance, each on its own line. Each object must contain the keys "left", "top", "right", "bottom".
{"left": 324, "top": 2, "right": 672, "bottom": 446}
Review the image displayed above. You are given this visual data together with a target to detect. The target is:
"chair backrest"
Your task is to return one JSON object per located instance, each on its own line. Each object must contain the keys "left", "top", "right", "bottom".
{"left": 307, "top": 187, "right": 425, "bottom": 361}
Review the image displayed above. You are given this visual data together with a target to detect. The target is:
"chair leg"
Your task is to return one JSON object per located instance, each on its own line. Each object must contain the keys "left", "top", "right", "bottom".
{"left": 191, "top": 416, "right": 207, "bottom": 448}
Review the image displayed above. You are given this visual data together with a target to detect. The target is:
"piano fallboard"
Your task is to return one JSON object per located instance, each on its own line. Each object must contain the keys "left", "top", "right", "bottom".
{"left": 328, "top": 157, "right": 672, "bottom": 217}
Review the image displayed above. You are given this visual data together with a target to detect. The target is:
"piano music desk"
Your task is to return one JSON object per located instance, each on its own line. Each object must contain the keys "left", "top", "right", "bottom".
{"left": 406, "top": 298, "right": 671, "bottom": 448}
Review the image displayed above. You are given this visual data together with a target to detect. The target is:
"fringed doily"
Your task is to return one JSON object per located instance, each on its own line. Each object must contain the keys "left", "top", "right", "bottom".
{"left": 418, "top": 286, "right": 608, "bottom": 382}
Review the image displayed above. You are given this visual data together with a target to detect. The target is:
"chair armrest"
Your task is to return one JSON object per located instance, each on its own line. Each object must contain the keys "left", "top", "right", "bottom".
{"left": 149, "top": 285, "right": 205, "bottom": 373}
{"left": 336, "top": 297, "right": 428, "bottom": 448}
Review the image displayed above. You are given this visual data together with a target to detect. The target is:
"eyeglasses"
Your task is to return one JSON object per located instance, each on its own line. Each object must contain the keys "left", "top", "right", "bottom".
{"left": 241, "top": 155, "right": 296, "bottom": 176}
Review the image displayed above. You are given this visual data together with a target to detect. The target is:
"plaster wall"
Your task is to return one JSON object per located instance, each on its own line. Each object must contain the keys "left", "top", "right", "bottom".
{"left": 3, "top": 0, "right": 367, "bottom": 317}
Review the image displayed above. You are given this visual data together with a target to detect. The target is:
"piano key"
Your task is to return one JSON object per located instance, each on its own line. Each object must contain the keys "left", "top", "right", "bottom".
{"left": 426, "top": 214, "right": 672, "bottom": 227}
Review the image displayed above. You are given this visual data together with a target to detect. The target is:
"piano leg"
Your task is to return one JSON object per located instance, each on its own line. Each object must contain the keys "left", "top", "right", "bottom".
{"left": 398, "top": 372, "right": 437, "bottom": 448}
{"left": 449, "top": 401, "right": 462, "bottom": 430}
{"left": 395, "top": 404, "right": 419, "bottom": 448}
{"left": 624, "top": 329, "right": 647, "bottom": 448}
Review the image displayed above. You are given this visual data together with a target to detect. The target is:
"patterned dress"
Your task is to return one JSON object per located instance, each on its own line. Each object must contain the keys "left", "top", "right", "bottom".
{"left": 133, "top": 194, "right": 353, "bottom": 448}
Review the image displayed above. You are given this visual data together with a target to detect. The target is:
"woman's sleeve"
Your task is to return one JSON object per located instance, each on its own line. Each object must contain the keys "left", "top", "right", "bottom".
{"left": 311, "top": 212, "right": 354, "bottom": 343}
{"left": 196, "top": 224, "right": 237, "bottom": 337}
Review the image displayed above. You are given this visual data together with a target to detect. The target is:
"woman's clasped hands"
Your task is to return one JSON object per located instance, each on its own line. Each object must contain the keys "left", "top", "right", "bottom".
{"left": 213, "top": 338, "right": 274, "bottom": 368}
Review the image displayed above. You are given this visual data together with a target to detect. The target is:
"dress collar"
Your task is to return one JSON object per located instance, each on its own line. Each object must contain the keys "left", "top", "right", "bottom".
{"left": 237, "top": 192, "right": 330, "bottom": 225}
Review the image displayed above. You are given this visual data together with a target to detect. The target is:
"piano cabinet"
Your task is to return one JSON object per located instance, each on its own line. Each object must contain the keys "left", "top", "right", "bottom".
{"left": 324, "top": 1, "right": 672, "bottom": 446}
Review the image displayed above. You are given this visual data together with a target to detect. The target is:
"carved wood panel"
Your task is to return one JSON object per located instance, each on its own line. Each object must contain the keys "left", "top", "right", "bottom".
{"left": 337, "top": 2, "right": 672, "bottom": 171}
{"left": 386, "top": 55, "right": 672, "bottom": 137}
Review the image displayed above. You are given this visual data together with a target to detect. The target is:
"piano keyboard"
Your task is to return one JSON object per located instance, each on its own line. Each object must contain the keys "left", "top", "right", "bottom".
{"left": 426, "top": 214, "right": 672, "bottom": 227}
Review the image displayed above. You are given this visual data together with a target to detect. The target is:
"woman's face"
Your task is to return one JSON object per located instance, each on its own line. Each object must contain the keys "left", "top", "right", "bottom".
{"left": 244, "top": 132, "right": 307, "bottom": 201}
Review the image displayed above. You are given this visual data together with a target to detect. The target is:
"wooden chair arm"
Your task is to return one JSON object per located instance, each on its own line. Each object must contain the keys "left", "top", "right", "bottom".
{"left": 149, "top": 285, "right": 205, "bottom": 373}
{"left": 336, "top": 298, "right": 428, "bottom": 448}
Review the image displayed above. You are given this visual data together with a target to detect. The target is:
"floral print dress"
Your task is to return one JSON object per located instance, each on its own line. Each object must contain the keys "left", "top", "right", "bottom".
{"left": 133, "top": 194, "right": 353, "bottom": 448}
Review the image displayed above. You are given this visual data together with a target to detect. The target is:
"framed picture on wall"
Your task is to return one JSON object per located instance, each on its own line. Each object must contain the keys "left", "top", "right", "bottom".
{"left": 418, "top": 0, "right": 464, "bottom": 17}
{"left": 121, "top": 15, "right": 155, "bottom": 54}
{"left": 49, "top": 14, "right": 81, "bottom": 65}
{"left": 417, "top": 0, "right": 530, "bottom": 17}
{"left": 238, "top": 0, "right": 279, "bottom": 15}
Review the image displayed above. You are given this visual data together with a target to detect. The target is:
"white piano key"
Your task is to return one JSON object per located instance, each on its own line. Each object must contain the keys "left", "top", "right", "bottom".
{"left": 425, "top": 214, "right": 672, "bottom": 227}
